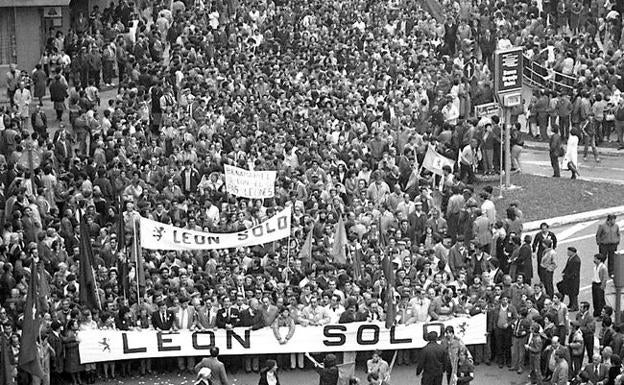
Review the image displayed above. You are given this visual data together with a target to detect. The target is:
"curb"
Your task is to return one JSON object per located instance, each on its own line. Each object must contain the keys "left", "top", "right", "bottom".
{"left": 524, "top": 142, "right": 624, "bottom": 158}
{"left": 523, "top": 205, "right": 624, "bottom": 232}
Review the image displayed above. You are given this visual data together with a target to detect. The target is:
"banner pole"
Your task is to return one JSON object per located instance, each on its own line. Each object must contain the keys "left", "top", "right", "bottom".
{"left": 388, "top": 349, "right": 399, "bottom": 379}
{"left": 286, "top": 234, "right": 291, "bottom": 268}
{"left": 133, "top": 219, "right": 141, "bottom": 306}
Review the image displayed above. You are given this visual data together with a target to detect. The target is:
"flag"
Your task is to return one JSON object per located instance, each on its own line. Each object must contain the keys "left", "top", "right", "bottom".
{"left": 353, "top": 245, "right": 363, "bottom": 281}
{"left": 116, "top": 195, "right": 126, "bottom": 252}
{"left": 382, "top": 251, "right": 396, "bottom": 329}
{"left": 331, "top": 216, "right": 347, "bottom": 264}
{"left": 422, "top": 145, "right": 455, "bottom": 176}
{"left": 18, "top": 265, "right": 44, "bottom": 379}
{"left": 37, "top": 263, "right": 50, "bottom": 313}
{"left": 79, "top": 215, "right": 101, "bottom": 310}
{"left": 384, "top": 284, "right": 396, "bottom": 329}
{"left": 131, "top": 218, "right": 145, "bottom": 290}
{"left": 117, "top": 196, "right": 130, "bottom": 298}
{"left": 0, "top": 334, "right": 14, "bottom": 385}
{"left": 378, "top": 217, "right": 387, "bottom": 249}
{"left": 298, "top": 229, "right": 313, "bottom": 265}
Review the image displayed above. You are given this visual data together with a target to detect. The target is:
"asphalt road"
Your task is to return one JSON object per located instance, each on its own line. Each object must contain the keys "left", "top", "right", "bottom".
{"left": 525, "top": 218, "right": 624, "bottom": 309}
{"left": 106, "top": 363, "right": 533, "bottom": 385}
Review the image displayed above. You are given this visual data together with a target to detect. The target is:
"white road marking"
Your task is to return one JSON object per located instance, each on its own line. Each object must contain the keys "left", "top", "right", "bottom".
{"left": 556, "top": 220, "right": 598, "bottom": 241}
{"left": 551, "top": 220, "right": 624, "bottom": 245}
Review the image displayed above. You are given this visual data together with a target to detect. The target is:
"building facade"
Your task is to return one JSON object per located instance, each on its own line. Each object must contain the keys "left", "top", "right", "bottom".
{"left": 0, "top": 0, "right": 71, "bottom": 90}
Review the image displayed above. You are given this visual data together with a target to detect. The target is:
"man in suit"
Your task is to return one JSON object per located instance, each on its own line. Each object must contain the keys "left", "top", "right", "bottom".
{"left": 542, "top": 336, "right": 570, "bottom": 381}
{"left": 216, "top": 296, "right": 240, "bottom": 329}
{"left": 152, "top": 301, "right": 174, "bottom": 330}
{"left": 532, "top": 223, "right": 557, "bottom": 283}
{"left": 193, "top": 298, "right": 218, "bottom": 330}
{"left": 577, "top": 353, "right": 608, "bottom": 385}
{"left": 194, "top": 347, "right": 231, "bottom": 385}
{"left": 174, "top": 297, "right": 196, "bottom": 373}
{"left": 239, "top": 298, "right": 264, "bottom": 372}
{"left": 551, "top": 350, "right": 569, "bottom": 385}
{"left": 560, "top": 246, "right": 581, "bottom": 311}
{"left": 577, "top": 301, "right": 596, "bottom": 361}
{"left": 49, "top": 321, "right": 65, "bottom": 385}
{"left": 417, "top": 331, "right": 447, "bottom": 385}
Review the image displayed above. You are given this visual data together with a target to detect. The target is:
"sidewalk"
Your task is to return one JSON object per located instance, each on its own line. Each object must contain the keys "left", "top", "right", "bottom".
{"left": 524, "top": 138, "right": 624, "bottom": 157}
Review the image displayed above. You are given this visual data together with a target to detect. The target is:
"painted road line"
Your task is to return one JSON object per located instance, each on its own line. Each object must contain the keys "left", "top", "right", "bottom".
{"left": 557, "top": 220, "right": 624, "bottom": 245}
{"left": 556, "top": 220, "right": 598, "bottom": 241}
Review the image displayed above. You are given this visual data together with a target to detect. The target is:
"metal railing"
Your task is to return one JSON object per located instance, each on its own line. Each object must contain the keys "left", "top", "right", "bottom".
{"left": 522, "top": 55, "right": 576, "bottom": 93}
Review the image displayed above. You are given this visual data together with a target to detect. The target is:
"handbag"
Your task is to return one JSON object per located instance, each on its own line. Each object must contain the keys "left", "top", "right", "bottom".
{"left": 556, "top": 280, "right": 566, "bottom": 294}
{"left": 557, "top": 146, "right": 565, "bottom": 157}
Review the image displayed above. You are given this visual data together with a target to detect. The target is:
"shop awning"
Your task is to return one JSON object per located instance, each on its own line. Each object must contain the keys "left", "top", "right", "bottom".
{"left": 0, "top": 0, "right": 70, "bottom": 7}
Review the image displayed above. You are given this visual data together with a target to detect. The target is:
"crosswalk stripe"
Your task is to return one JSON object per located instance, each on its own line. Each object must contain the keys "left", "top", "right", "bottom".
{"left": 556, "top": 220, "right": 598, "bottom": 241}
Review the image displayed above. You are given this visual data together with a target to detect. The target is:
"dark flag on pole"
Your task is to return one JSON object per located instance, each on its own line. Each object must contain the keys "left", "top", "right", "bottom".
{"left": 131, "top": 218, "right": 145, "bottom": 291}
{"left": 383, "top": 262, "right": 396, "bottom": 329}
{"left": 78, "top": 215, "right": 101, "bottom": 310}
{"left": 37, "top": 263, "right": 50, "bottom": 313}
{"left": 353, "top": 244, "right": 363, "bottom": 281}
{"left": 332, "top": 216, "right": 348, "bottom": 264}
{"left": 0, "top": 333, "right": 14, "bottom": 385}
{"left": 117, "top": 197, "right": 130, "bottom": 299}
{"left": 18, "top": 264, "right": 44, "bottom": 379}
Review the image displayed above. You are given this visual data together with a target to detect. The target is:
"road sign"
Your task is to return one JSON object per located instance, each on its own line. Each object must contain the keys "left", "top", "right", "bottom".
{"left": 494, "top": 47, "right": 523, "bottom": 96}
{"left": 464, "top": 61, "right": 475, "bottom": 79}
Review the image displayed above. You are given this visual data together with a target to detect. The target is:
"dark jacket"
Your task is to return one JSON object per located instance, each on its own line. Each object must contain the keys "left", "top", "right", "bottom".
{"left": 239, "top": 308, "right": 265, "bottom": 330}
{"left": 515, "top": 243, "right": 533, "bottom": 281}
{"left": 417, "top": 341, "right": 447, "bottom": 379}
{"left": 151, "top": 310, "right": 175, "bottom": 330}
{"left": 49, "top": 80, "right": 68, "bottom": 102}
{"left": 560, "top": 254, "right": 581, "bottom": 296}
{"left": 314, "top": 366, "right": 339, "bottom": 385}
{"left": 216, "top": 307, "right": 240, "bottom": 328}
{"left": 258, "top": 370, "right": 280, "bottom": 385}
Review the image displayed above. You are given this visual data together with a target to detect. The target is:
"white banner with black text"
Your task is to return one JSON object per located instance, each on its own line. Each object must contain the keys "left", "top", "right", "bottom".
{"left": 139, "top": 206, "right": 291, "bottom": 250}
{"left": 224, "top": 165, "right": 276, "bottom": 199}
{"left": 78, "top": 315, "right": 486, "bottom": 363}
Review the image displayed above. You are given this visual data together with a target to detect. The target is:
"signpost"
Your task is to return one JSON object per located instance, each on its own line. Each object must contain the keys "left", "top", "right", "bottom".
{"left": 494, "top": 47, "right": 523, "bottom": 190}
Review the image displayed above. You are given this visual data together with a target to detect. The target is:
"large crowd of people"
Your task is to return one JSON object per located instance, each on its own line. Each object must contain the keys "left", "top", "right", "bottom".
{"left": 1, "top": 0, "right": 624, "bottom": 384}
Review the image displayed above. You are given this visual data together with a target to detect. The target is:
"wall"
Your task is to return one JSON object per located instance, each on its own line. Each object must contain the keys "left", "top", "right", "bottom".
{"left": 15, "top": 7, "right": 42, "bottom": 71}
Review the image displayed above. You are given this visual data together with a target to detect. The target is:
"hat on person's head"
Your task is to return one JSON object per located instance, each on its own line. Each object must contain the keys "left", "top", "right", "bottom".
{"left": 568, "top": 247, "right": 577, "bottom": 252}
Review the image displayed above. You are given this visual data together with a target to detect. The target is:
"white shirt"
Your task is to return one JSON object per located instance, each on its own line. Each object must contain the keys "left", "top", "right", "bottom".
{"left": 326, "top": 305, "right": 345, "bottom": 324}
{"left": 178, "top": 307, "right": 190, "bottom": 329}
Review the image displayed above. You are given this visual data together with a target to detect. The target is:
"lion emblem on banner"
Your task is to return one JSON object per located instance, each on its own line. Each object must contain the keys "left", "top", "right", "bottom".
{"left": 152, "top": 226, "right": 165, "bottom": 241}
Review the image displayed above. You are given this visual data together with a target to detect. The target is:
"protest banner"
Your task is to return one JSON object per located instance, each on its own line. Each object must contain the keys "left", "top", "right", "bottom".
{"left": 474, "top": 102, "right": 502, "bottom": 119}
{"left": 224, "top": 164, "right": 276, "bottom": 198}
{"left": 140, "top": 206, "right": 291, "bottom": 250}
{"left": 421, "top": 145, "right": 456, "bottom": 176}
{"left": 78, "top": 314, "right": 486, "bottom": 363}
